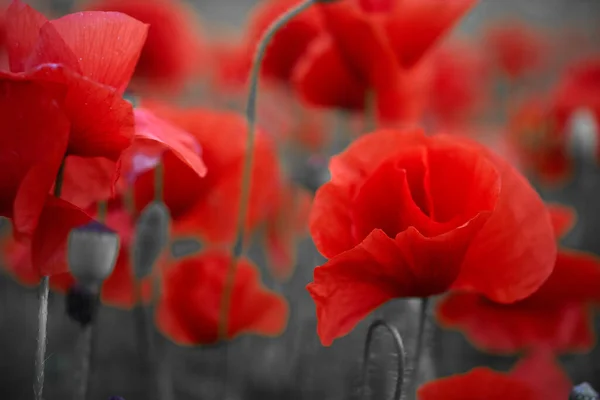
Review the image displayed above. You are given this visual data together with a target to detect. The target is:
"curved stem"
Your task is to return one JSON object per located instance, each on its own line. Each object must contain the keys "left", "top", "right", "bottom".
{"left": 409, "top": 297, "right": 430, "bottom": 395}
{"left": 217, "top": 0, "right": 315, "bottom": 341}
{"left": 34, "top": 160, "right": 66, "bottom": 400}
{"left": 361, "top": 319, "right": 406, "bottom": 400}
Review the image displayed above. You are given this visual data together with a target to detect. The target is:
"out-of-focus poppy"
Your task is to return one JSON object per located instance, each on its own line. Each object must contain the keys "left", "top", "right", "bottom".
{"left": 436, "top": 205, "right": 600, "bottom": 354}
{"left": 84, "top": 0, "right": 205, "bottom": 94}
{"left": 155, "top": 250, "right": 289, "bottom": 345}
{"left": 245, "top": 0, "right": 323, "bottom": 84}
{"left": 293, "top": 0, "right": 477, "bottom": 124}
{"left": 137, "top": 102, "right": 281, "bottom": 245}
{"left": 506, "top": 97, "right": 569, "bottom": 184}
{"left": 1, "top": 203, "right": 152, "bottom": 308}
{"left": 1, "top": 1, "right": 148, "bottom": 272}
{"left": 427, "top": 40, "right": 491, "bottom": 129}
{"left": 417, "top": 351, "right": 572, "bottom": 400}
{"left": 307, "top": 129, "right": 555, "bottom": 346}
{"left": 263, "top": 183, "right": 312, "bottom": 281}
{"left": 485, "top": 21, "right": 547, "bottom": 79}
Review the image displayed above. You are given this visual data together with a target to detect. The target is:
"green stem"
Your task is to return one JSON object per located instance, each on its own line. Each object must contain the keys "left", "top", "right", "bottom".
{"left": 216, "top": 0, "right": 316, "bottom": 341}
{"left": 34, "top": 159, "right": 66, "bottom": 400}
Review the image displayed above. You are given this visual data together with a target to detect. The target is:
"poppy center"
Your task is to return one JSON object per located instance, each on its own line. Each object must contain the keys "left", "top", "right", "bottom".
{"left": 358, "top": 0, "right": 395, "bottom": 13}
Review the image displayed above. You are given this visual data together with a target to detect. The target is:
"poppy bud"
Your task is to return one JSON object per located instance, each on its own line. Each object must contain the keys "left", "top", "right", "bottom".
{"left": 68, "top": 221, "right": 120, "bottom": 291}
{"left": 570, "top": 382, "right": 599, "bottom": 400}
{"left": 133, "top": 201, "right": 170, "bottom": 279}
{"left": 567, "top": 108, "right": 598, "bottom": 163}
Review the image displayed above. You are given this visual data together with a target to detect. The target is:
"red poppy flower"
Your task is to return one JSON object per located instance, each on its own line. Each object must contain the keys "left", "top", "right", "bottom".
{"left": 417, "top": 351, "right": 572, "bottom": 400}
{"left": 293, "top": 0, "right": 476, "bottom": 123}
{"left": 436, "top": 204, "right": 600, "bottom": 354}
{"left": 136, "top": 102, "right": 281, "bottom": 244}
{"left": 1, "top": 202, "right": 152, "bottom": 308}
{"left": 551, "top": 56, "right": 600, "bottom": 144}
{"left": 155, "top": 250, "right": 289, "bottom": 345}
{"left": 1, "top": 1, "right": 148, "bottom": 271}
{"left": 485, "top": 21, "right": 547, "bottom": 79}
{"left": 307, "top": 129, "right": 556, "bottom": 346}
{"left": 245, "top": 0, "right": 323, "bottom": 84}
{"left": 427, "top": 40, "right": 491, "bottom": 128}
{"left": 263, "top": 183, "right": 312, "bottom": 281}
{"left": 507, "top": 97, "right": 570, "bottom": 184}
{"left": 84, "top": 0, "right": 204, "bottom": 93}
{"left": 208, "top": 39, "right": 251, "bottom": 97}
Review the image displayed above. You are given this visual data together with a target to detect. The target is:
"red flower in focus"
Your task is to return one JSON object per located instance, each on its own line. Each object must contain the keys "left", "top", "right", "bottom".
{"left": 436, "top": 204, "right": 600, "bottom": 354}
{"left": 307, "top": 129, "right": 556, "bottom": 346}
{"left": 417, "top": 351, "right": 571, "bottom": 400}
{"left": 136, "top": 102, "right": 281, "bottom": 245}
{"left": 245, "top": 0, "right": 323, "bottom": 84}
{"left": 155, "top": 250, "right": 289, "bottom": 345}
{"left": 1, "top": 203, "right": 152, "bottom": 308}
{"left": 85, "top": 0, "right": 205, "bottom": 93}
{"left": 263, "top": 183, "right": 312, "bottom": 281}
{"left": 428, "top": 40, "right": 491, "bottom": 128}
{"left": 1, "top": 1, "right": 148, "bottom": 273}
{"left": 485, "top": 21, "right": 547, "bottom": 79}
{"left": 293, "top": 0, "right": 477, "bottom": 123}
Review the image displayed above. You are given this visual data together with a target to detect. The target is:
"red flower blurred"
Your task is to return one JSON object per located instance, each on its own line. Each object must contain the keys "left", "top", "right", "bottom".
{"left": 208, "top": 39, "right": 251, "bottom": 97}
{"left": 507, "top": 97, "right": 569, "bottom": 184}
{"left": 263, "top": 183, "right": 312, "bottom": 281}
{"left": 1, "top": 203, "right": 152, "bottom": 308}
{"left": 155, "top": 250, "right": 289, "bottom": 345}
{"left": 293, "top": 0, "right": 477, "bottom": 123}
{"left": 485, "top": 21, "right": 547, "bottom": 79}
{"left": 427, "top": 40, "right": 491, "bottom": 128}
{"left": 136, "top": 102, "right": 281, "bottom": 245}
{"left": 436, "top": 204, "right": 600, "bottom": 354}
{"left": 307, "top": 129, "right": 556, "bottom": 345}
{"left": 1, "top": 1, "right": 148, "bottom": 273}
{"left": 245, "top": 0, "right": 323, "bottom": 84}
{"left": 85, "top": 0, "right": 205, "bottom": 93}
{"left": 417, "top": 351, "right": 571, "bottom": 400}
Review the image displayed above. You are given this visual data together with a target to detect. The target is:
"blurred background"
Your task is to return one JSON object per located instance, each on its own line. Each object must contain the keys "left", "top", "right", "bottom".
{"left": 1, "top": 0, "right": 600, "bottom": 399}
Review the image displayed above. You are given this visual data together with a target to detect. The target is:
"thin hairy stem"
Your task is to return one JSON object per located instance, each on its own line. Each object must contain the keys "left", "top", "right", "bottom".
{"left": 74, "top": 323, "right": 94, "bottom": 400}
{"left": 216, "top": 0, "right": 315, "bottom": 341}
{"left": 34, "top": 160, "right": 66, "bottom": 400}
{"left": 361, "top": 319, "right": 406, "bottom": 400}
{"left": 409, "top": 297, "right": 430, "bottom": 395}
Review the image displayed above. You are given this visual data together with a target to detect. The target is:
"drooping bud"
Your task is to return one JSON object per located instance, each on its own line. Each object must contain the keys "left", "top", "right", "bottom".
{"left": 68, "top": 221, "right": 120, "bottom": 291}
{"left": 133, "top": 201, "right": 170, "bottom": 279}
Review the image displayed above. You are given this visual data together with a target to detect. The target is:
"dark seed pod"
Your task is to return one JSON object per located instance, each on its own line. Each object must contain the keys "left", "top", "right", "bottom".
{"left": 68, "top": 221, "right": 120, "bottom": 290}
{"left": 133, "top": 201, "right": 171, "bottom": 279}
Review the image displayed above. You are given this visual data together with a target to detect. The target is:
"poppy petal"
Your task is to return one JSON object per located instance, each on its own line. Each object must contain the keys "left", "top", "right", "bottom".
{"left": 511, "top": 350, "right": 572, "bottom": 400}
{"left": 547, "top": 203, "right": 576, "bottom": 239}
{"left": 32, "top": 196, "right": 93, "bottom": 275}
{"left": 4, "top": 0, "right": 48, "bottom": 73}
{"left": 293, "top": 35, "right": 366, "bottom": 111}
{"left": 48, "top": 11, "right": 148, "bottom": 93}
{"left": 60, "top": 156, "right": 120, "bottom": 210}
{"left": 451, "top": 138, "right": 556, "bottom": 303}
{"left": 132, "top": 108, "right": 207, "bottom": 179}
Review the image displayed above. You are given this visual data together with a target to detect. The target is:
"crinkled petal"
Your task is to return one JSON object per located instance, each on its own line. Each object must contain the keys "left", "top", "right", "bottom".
{"left": 4, "top": 0, "right": 48, "bottom": 72}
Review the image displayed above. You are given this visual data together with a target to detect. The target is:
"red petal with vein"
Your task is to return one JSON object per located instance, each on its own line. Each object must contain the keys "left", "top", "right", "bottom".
{"left": 4, "top": 0, "right": 48, "bottom": 72}
{"left": 60, "top": 156, "right": 120, "bottom": 210}
{"left": 0, "top": 78, "right": 69, "bottom": 236}
{"left": 25, "top": 64, "right": 136, "bottom": 161}
{"left": 450, "top": 137, "right": 556, "bottom": 303}
{"left": 547, "top": 203, "right": 576, "bottom": 239}
{"left": 155, "top": 251, "right": 289, "bottom": 345}
{"left": 132, "top": 108, "right": 206, "bottom": 179}
{"left": 293, "top": 36, "right": 366, "bottom": 111}
{"left": 308, "top": 218, "right": 488, "bottom": 346}
{"left": 384, "top": 0, "right": 478, "bottom": 69}
{"left": 31, "top": 196, "right": 93, "bottom": 275}
{"left": 46, "top": 11, "right": 148, "bottom": 93}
